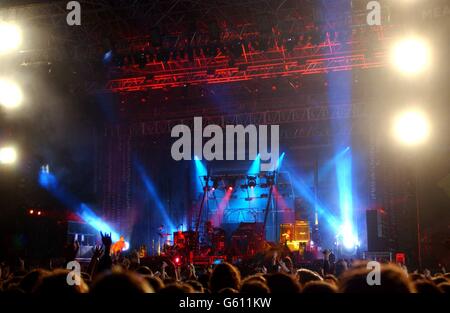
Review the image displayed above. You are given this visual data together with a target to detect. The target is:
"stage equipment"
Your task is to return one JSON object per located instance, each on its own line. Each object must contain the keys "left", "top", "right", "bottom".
{"left": 294, "top": 220, "right": 310, "bottom": 242}
{"left": 0, "top": 79, "right": 23, "bottom": 109}
{"left": 366, "top": 209, "right": 390, "bottom": 252}
{"left": 0, "top": 146, "right": 18, "bottom": 165}
{"left": 393, "top": 109, "right": 430, "bottom": 146}
{"left": 391, "top": 37, "right": 431, "bottom": 75}
{"left": 183, "top": 231, "right": 199, "bottom": 251}
{"left": 279, "top": 223, "right": 294, "bottom": 243}
{"left": 231, "top": 222, "right": 264, "bottom": 256}
{"left": 67, "top": 221, "right": 98, "bottom": 258}
{"left": 211, "top": 228, "right": 226, "bottom": 255}
{"left": 0, "top": 22, "right": 22, "bottom": 53}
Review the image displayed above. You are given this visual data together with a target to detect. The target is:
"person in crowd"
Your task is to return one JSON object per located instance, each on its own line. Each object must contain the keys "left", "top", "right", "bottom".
{"left": 1, "top": 235, "right": 448, "bottom": 296}
{"left": 265, "top": 272, "right": 301, "bottom": 293}
{"left": 111, "top": 236, "right": 127, "bottom": 255}
{"left": 301, "top": 281, "right": 338, "bottom": 293}
{"left": 240, "top": 280, "right": 270, "bottom": 294}
{"left": 19, "top": 269, "right": 50, "bottom": 293}
{"left": 218, "top": 287, "right": 238, "bottom": 294}
{"left": 159, "top": 282, "right": 194, "bottom": 293}
{"left": 34, "top": 269, "right": 89, "bottom": 294}
{"left": 209, "top": 262, "right": 241, "bottom": 293}
{"left": 324, "top": 274, "right": 338, "bottom": 286}
{"left": 431, "top": 276, "right": 448, "bottom": 285}
{"left": 143, "top": 275, "right": 164, "bottom": 292}
{"left": 136, "top": 266, "right": 153, "bottom": 276}
{"left": 413, "top": 279, "right": 443, "bottom": 294}
{"left": 339, "top": 263, "right": 413, "bottom": 293}
{"left": 90, "top": 271, "right": 153, "bottom": 294}
{"left": 438, "top": 282, "right": 450, "bottom": 293}
{"left": 185, "top": 280, "right": 204, "bottom": 293}
{"left": 334, "top": 259, "right": 348, "bottom": 278}
{"left": 296, "top": 268, "right": 323, "bottom": 287}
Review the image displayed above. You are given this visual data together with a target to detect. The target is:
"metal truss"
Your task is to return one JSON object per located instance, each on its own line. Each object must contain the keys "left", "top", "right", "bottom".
{"left": 105, "top": 102, "right": 363, "bottom": 138}
{"left": 105, "top": 50, "right": 386, "bottom": 92}
{"left": 1, "top": 0, "right": 393, "bottom": 91}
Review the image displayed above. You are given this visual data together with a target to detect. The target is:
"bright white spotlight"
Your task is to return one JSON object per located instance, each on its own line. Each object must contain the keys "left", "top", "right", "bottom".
{"left": 338, "top": 223, "right": 359, "bottom": 250}
{"left": 0, "top": 22, "right": 22, "bottom": 53}
{"left": 0, "top": 79, "right": 23, "bottom": 109}
{"left": 0, "top": 146, "right": 18, "bottom": 165}
{"left": 391, "top": 37, "right": 431, "bottom": 75}
{"left": 393, "top": 109, "right": 430, "bottom": 145}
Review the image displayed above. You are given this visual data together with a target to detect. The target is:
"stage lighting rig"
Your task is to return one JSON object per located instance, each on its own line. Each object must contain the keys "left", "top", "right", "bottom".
{"left": 211, "top": 177, "right": 220, "bottom": 191}
{"left": 247, "top": 176, "right": 257, "bottom": 189}
{"left": 391, "top": 37, "right": 431, "bottom": 75}
{"left": 393, "top": 109, "right": 430, "bottom": 146}
{"left": 0, "top": 146, "right": 17, "bottom": 165}
{"left": 0, "top": 22, "right": 22, "bottom": 54}
{"left": 266, "top": 173, "right": 275, "bottom": 186}
{"left": 0, "top": 79, "right": 23, "bottom": 109}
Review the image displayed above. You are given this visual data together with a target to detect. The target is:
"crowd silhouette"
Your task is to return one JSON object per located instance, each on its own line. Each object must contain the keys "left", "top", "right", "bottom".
{"left": 1, "top": 233, "right": 449, "bottom": 294}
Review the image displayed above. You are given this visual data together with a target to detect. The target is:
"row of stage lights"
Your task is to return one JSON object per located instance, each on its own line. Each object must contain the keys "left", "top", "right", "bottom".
{"left": 204, "top": 174, "right": 275, "bottom": 192}
{"left": 390, "top": 36, "right": 432, "bottom": 145}
{"left": 28, "top": 209, "right": 43, "bottom": 216}
{"left": 0, "top": 21, "right": 434, "bottom": 165}
{"left": 0, "top": 22, "right": 23, "bottom": 166}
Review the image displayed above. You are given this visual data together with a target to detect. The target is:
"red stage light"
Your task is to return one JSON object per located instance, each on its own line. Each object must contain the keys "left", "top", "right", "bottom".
{"left": 174, "top": 256, "right": 181, "bottom": 265}
{"left": 37, "top": 211, "right": 42, "bottom": 216}
{"left": 29, "top": 209, "right": 34, "bottom": 214}
{"left": 228, "top": 186, "right": 233, "bottom": 191}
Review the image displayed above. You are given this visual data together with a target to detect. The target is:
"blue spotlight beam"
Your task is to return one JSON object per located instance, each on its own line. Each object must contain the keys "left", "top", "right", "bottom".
{"left": 194, "top": 156, "right": 208, "bottom": 192}
{"left": 247, "top": 154, "right": 261, "bottom": 175}
{"left": 134, "top": 161, "right": 176, "bottom": 233}
{"left": 39, "top": 169, "right": 126, "bottom": 244}
{"left": 336, "top": 150, "right": 353, "bottom": 224}
{"left": 275, "top": 152, "right": 285, "bottom": 172}
{"left": 316, "top": 147, "right": 350, "bottom": 183}
{"left": 327, "top": 66, "right": 359, "bottom": 248}
{"left": 79, "top": 204, "right": 121, "bottom": 242}
{"left": 282, "top": 157, "right": 340, "bottom": 231}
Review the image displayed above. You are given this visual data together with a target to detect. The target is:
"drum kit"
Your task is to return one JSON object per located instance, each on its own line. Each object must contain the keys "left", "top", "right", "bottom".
{"left": 157, "top": 223, "right": 225, "bottom": 258}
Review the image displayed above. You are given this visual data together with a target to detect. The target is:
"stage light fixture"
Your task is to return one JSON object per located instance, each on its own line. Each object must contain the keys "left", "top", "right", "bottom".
{"left": 338, "top": 223, "right": 359, "bottom": 251}
{"left": 0, "top": 79, "right": 23, "bottom": 109}
{"left": 247, "top": 176, "right": 257, "bottom": 188}
{"left": 0, "top": 22, "right": 22, "bottom": 54}
{"left": 212, "top": 178, "right": 219, "bottom": 190}
{"left": 391, "top": 37, "right": 431, "bottom": 75}
{"left": 29, "top": 209, "right": 34, "bottom": 215}
{"left": 393, "top": 109, "right": 430, "bottom": 145}
{"left": 266, "top": 174, "right": 275, "bottom": 186}
{"left": 0, "top": 146, "right": 17, "bottom": 164}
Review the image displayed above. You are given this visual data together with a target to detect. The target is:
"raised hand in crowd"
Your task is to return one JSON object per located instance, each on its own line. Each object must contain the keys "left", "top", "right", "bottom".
{"left": 100, "top": 232, "right": 112, "bottom": 250}
{"left": 97, "top": 232, "right": 113, "bottom": 272}
{"left": 64, "top": 240, "right": 80, "bottom": 266}
{"left": 87, "top": 245, "right": 104, "bottom": 277}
